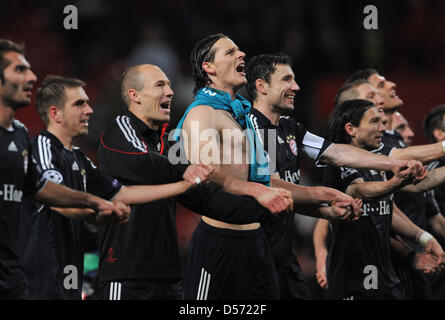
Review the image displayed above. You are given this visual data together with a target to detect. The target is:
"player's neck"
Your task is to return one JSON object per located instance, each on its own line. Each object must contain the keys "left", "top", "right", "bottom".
{"left": 253, "top": 101, "right": 280, "bottom": 126}
{"left": 0, "top": 104, "right": 15, "bottom": 129}
{"left": 47, "top": 125, "right": 74, "bottom": 151}
{"left": 129, "top": 106, "right": 160, "bottom": 131}
{"left": 144, "top": 118, "right": 160, "bottom": 131}
{"left": 208, "top": 83, "right": 237, "bottom": 100}
{"left": 385, "top": 114, "right": 393, "bottom": 129}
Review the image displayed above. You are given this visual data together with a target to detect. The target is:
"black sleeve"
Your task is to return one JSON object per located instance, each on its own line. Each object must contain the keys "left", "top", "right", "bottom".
{"left": 24, "top": 154, "right": 46, "bottom": 197}
{"left": 82, "top": 153, "right": 123, "bottom": 200}
{"left": 24, "top": 138, "right": 46, "bottom": 197}
{"left": 425, "top": 189, "right": 441, "bottom": 219}
{"left": 177, "top": 182, "right": 270, "bottom": 224}
{"left": 323, "top": 165, "right": 361, "bottom": 193}
{"left": 98, "top": 128, "right": 189, "bottom": 185}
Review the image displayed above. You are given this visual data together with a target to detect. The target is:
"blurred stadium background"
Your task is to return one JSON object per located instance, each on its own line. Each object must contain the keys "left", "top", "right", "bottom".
{"left": 2, "top": 0, "right": 445, "bottom": 299}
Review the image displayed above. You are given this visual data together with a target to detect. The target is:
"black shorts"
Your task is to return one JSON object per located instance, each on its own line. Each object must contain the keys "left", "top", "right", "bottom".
{"left": 96, "top": 279, "right": 183, "bottom": 300}
{"left": 0, "top": 284, "right": 28, "bottom": 300}
{"left": 184, "top": 220, "right": 279, "bottom": 300}
{"left": 277, "top": 257, "right": 312, "bottom": 300}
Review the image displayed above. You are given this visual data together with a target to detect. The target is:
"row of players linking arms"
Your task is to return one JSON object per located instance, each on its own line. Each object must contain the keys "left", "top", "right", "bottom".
{"left": 1, "top": 33, "right": 445, "bottom": 300}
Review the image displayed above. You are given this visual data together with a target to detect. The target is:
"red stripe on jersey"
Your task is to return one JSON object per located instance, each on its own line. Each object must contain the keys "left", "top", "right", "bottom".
{"left": 100, "top": 130, "right": 149, "bottom": 155}
{"left": 159, "top": 123, "right": 169, "bottom": 155}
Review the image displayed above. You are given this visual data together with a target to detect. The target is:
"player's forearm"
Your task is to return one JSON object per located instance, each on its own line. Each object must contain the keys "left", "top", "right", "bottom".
{"left": 49, "top": 207, "right": 96, "bottom": 222}
{"left": 313, "top": 218, "right": 330, "bottom": 259}
{"left": 272, "top": 179, "right": 341, "bottom": 205}
{"left": 429, "top": 214, "right": 445, "bottom": 239}
{"left": 208, "top": 169, "right": 262, "bottom": 198}
{"left": 35, "top": 180, "right": 99, "bottom": 209}
{"left": 402, "top": 166, "right": 445, "bottom": 194}
{"left": 324, "top": 143, "right": 396, "bottom": 171}
{"left": 112, "top": 182, "right": 193, "bottom": 204}
{"left": 346, "top": 179, "right": 399, "bottom": 200}
{"left": 390, "top": 141, "right": 444, "bottom": 164}
{"left": 390, "top": 235, "right": 414, "bottom": 260}
{"left": 391, "top": 205, "right": 424, "bottom": 242}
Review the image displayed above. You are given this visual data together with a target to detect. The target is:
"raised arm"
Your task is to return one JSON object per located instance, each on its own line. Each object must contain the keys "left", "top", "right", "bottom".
{"left": 390, "top": 141, "right": 445, "bottom": 164}
{"left": 322, "top": 143, "right": 427, "bottom": 182}
{"left": 401, "top": 166, "right": 445, "bottom": 193}
{"left": 323, "top": 143, "right": 400, "bottom": 171}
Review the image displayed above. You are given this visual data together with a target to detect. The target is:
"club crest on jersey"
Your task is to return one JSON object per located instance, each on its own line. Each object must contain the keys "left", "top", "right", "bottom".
{"left": 22, "top": 149, "right": 28, "bottom": 174}
{"left": 286, "top": 135, "right": 298, "bottom": 156}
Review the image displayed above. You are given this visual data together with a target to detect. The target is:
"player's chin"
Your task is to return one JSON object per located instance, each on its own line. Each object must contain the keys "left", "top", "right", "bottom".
{"left": 79, "top": 128, "right": 89, "bottom": 136}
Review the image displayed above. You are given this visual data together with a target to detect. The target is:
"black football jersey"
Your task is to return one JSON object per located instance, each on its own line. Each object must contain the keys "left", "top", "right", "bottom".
{"left": 249, "top": 108, "right": 332, "bottom": 270}
{"left": 21, "top": 130, "right": 122, "bottom": 299}
{"left": 0, "top": 120, "right": 45, "bottom": 294}
{"left": 323, "top": 146, "right": 400, "bottom": 299}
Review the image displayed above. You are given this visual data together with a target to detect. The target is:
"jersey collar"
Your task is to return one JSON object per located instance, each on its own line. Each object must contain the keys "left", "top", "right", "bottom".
{"left": 250, "top": 108, "right": 278, "bottom": 129}
{"left": 39, "top": 129, "right": 65, "bottom": 149}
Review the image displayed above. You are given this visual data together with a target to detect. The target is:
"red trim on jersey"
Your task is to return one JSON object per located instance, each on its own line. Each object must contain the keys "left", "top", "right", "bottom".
{"left": 100, "top": 130, "right": 149, "bottom": 155}
{"left": 159, "top": 123, "right": 169, "bottom": 155}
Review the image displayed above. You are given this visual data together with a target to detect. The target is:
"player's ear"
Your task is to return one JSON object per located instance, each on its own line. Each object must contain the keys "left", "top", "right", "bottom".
{"left": 128, "top": 89, "right": 141, "bottom": 104}
{"left": 49, "top": 105, "right": 62, "bottom": 123}
{"left": 202, "top": 61, "right": 215, "bottom": 76}
{"left": 255, "top": 79, "right": 268, "bottom": 95}
{"left": 345, "top": 122, "right": 356, "bottom": 137}
{"left": 433, "top": 128, "right": 445, "bottom": 142}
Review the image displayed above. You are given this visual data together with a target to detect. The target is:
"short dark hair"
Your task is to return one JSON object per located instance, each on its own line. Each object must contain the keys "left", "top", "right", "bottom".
{"left": 246, "top": 53, "right": 293, "bottom": 102}
{"left": 334, "top": 79, "right": 370, "bottom": 108}
{"left": 423, "top": 104, "right": 445, "bottom": 143}
{"left": 326, "top": 99, "right": 374, "bottom": 144}
{"left": 0, "top": 39, "right": 25, "bottom": 84}
{"left": 190, "top": 33, "right": 227, "bottom": 95}
{"left": 35, "top": 75, "right": 86, "bottom": 125}
{"left": 346, "top": 68, "right": 379, "bottom": 84}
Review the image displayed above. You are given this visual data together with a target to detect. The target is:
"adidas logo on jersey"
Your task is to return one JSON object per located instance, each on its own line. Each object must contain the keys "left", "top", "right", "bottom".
{"left": 277, "top": 136, "right": 284, "bottom": 144}
{"left": 7, "top": 141, "right": 18, "bottom": 152}
{"left": 72, "top": 161, "right": 79, "bottom": 171}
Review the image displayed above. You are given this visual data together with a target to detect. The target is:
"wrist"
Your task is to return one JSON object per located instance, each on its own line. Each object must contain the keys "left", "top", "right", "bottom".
{"left": 417, "top": 231, "right": 433, "bottom": 247}
{"left": 249, "top": 183, "right": 267, "bottom": 199}
{"left": 442, "top": 141, "right": 445, "bottom": 155}
{"left": 387, "top": 177, "right": 402, "bottom": 190}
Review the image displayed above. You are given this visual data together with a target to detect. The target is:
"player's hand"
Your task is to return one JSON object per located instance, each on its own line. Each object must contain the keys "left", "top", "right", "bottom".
{"left": 256, "top": 187, "right": 293, "bottom": 214}
{"left": 183, "top": 164, "right": 215, "bottom": 185}
{"left": 328, "top": 191, "right": 362, "bottom": 220}
{"left": 391, "top": 161, "right": 415, "bottom": 187}
{"left": 412, "top": 252, "right": 441, "bottom": 274}
{"left": 315, "top": 250, "right": 329, "bottom": 290}
{"left": 406, "top": 160, "right": 427, "bottom": 184}
{"left": 423, "top": 237, "right": 445, "bottom": 271}
{"left": 93, "top": 199, "right": 131, "bottom": 225}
